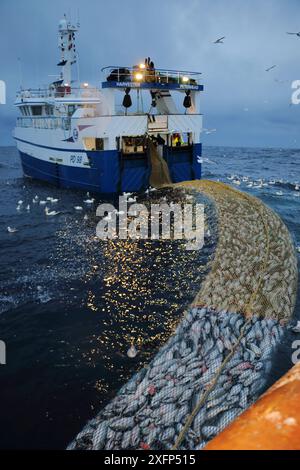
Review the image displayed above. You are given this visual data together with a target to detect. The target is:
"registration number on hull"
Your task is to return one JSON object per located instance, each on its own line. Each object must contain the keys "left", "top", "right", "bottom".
{"left": 70, "top": 154, "right": 83, "bottom": 165}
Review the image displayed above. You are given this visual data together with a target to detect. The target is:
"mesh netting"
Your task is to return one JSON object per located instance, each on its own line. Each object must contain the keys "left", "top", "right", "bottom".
{"left": 68, "top": 181, "right": 298, "bottom": 451}
{"left": 149, "top": 141, "right": 172, "bottom": 188}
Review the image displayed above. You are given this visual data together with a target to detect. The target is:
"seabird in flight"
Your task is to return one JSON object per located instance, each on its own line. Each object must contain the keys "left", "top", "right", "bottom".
{"left": 214, "top": 36, "right": 225, "bottom": 44}
{"left": 266, "top": 65, "right": 277, "bottom": 72}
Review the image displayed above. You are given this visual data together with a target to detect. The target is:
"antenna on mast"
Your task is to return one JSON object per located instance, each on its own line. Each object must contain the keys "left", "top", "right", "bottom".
{"left": 57, "top": 15, "right": 79, "bottom": 85}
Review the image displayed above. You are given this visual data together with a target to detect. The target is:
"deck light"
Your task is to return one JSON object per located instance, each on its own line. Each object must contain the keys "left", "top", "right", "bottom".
{"left": 182, "top": 76, "right": 189, "bottom": 83}
{"left": 83, "top": 82, "right": 89, "bottom": 87}
{"left": 135, "top": 72, "right": 144, "bottom": 81}
{"left": 139, "top": 63, "right": 146, "bottom": 69}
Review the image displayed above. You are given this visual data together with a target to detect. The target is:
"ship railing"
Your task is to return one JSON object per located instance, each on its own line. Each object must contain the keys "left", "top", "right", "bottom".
{"left": 16, "top": 87, "right": 101, "bottom": 100}
{"left": 101, "top": 66, "right": 202, "bottom": 86}
{"left": 16, "top": 116, "right": 71, "bottom": 130}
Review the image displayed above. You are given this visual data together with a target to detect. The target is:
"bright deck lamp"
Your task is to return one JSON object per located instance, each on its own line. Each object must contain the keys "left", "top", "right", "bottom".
{"left": 135, "top": 72, "right": 144, "bottom": 81}
{"left": 182, "top": 76, "right": 189, "bottom": 83}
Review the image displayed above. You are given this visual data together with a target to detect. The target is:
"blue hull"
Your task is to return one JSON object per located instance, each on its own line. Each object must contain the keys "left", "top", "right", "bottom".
{"left": 19, "top": 144, "right": 202, "bottom": 194}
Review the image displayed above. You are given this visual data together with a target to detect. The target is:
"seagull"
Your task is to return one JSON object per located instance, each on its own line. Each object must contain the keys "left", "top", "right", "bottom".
{"left": 16, "top": 205, "right": 21, "bottom": 211}
{"left": 84, "top": 198, "right": 95, "bottom": 204}
{"left": 127, "top": 344, "right": 138, "bottom": 358}
{"left": 32, "top": 198, "right": 38, "bottom": 204}
{"left": 287, "top": 32, "right": 300, "bottom": 37}
{"left": 39, "top": 200, "right": 47, "bottom": 205}
{"left": 18, "top": 200, "right": 23, "bottom": 205}
{"left": 214, "top": 36, "right": 225, "bottom": 44}
{"left": 83, "top": 214, "right": 89, "bottom": 220}
{"left": 7, "top": 226, "right": 18, "bottom": 233}
{"left": 266, "top": 65, "right": 277, "bottom": 72}
{"left": 45, "top": 207, "right": 60, "bottom": 216}
{"left": 26, "top": 204, "right": 30, "bottom": 211}
{"left": 50, "top": 198, "right": 59, "bottom": 203}
{"left": 74, "top": 206, "right": 83, "bottom": 211}
{"left": 127, "top": 196, "right": 137, "bottom": 203}
{"left": 295, "top": 184, "right": 299, "bottom": 191}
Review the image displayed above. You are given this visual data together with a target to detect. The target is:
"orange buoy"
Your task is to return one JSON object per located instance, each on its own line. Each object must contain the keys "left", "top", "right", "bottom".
{"left": 205, "top": 362, "right": 300, "bottom": 450}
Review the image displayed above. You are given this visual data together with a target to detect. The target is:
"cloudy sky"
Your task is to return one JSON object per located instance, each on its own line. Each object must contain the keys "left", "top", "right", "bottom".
{"left": 1, "top": 0, "right": 300, "bottom": 147}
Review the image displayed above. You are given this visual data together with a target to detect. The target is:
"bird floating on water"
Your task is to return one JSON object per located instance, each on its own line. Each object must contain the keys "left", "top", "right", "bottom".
{"left": 84, "top": 198, "right": 95, "bottom": 204}
{"left": 74, "top": 206, "right": 83, "bottom": 211}
{"left": 39, "top": 200, "right": 47, "bottom": 205}
{"left": 214, "top": 36, "right": 225, "bottom": 44}
{"left": 45, "top": 207, "right": 60, "bottom": 216}
{"left": 127, "top": 344, "right": 138, "bottom": 358}
{"left": 7, "top": 226, "right": 18, "bottom": 233}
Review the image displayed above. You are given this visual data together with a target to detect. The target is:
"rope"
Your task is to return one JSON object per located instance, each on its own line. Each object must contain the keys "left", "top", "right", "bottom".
{"left": 172, "top": 183, "right": 272, "bottom": 450}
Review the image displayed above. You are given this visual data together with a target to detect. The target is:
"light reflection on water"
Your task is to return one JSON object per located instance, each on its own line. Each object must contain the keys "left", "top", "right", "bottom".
{"left": 53, "top": 189, "right": 216, "bottom": 384}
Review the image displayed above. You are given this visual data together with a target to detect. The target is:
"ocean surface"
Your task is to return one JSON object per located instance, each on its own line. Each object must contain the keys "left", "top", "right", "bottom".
{"left": 0, "top": 145, "right": 299, "bottom": 449}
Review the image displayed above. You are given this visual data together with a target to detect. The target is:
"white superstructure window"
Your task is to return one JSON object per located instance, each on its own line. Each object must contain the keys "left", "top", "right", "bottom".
{"left": 31, "top": 106, "right": 43, "bottom": 116}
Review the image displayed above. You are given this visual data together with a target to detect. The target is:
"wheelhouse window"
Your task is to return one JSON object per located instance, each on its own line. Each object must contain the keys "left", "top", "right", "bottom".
{"left": 31, "top": 105, "right": 43, "bottom": 116}
{"left": 20, "top": 106, "right": 30, "bottom": 116}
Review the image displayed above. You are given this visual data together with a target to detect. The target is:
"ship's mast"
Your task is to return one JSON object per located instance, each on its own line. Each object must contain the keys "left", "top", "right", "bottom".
{"left": 57, "top": 15, "right": 78, "bottom": 85}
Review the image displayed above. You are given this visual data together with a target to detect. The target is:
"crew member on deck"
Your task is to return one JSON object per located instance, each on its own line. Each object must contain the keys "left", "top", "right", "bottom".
{"left": 172, "top": 133, "right": 183, "bottom": 147}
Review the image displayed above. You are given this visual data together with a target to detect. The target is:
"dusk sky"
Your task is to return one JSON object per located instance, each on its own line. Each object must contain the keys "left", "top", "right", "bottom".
{"left": 1, "top": 0, "right": 300, "bottom": 147}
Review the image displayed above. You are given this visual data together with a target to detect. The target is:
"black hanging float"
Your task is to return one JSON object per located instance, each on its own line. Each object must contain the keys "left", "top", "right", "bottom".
{"left": 150, "top": 91, "right": 157, "bottom": 108}
{"left": 123, "top": 87, "right": 132, "bottom": 112}
{"left": 183, "top": 89, "right": 192, "bottom": 108}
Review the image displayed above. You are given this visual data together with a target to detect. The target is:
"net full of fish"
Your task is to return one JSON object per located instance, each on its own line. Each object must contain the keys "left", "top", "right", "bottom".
{"left": 67, "top": 307, "right": 285, "bottom": 451}
{"left": 67, "top": 182, "right": 297, "bottom": 451}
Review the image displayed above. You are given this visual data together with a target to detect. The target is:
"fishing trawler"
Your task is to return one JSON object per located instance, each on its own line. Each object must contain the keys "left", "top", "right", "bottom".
{"left": 13, "top": 17, "right": 204, "bottom": 194}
